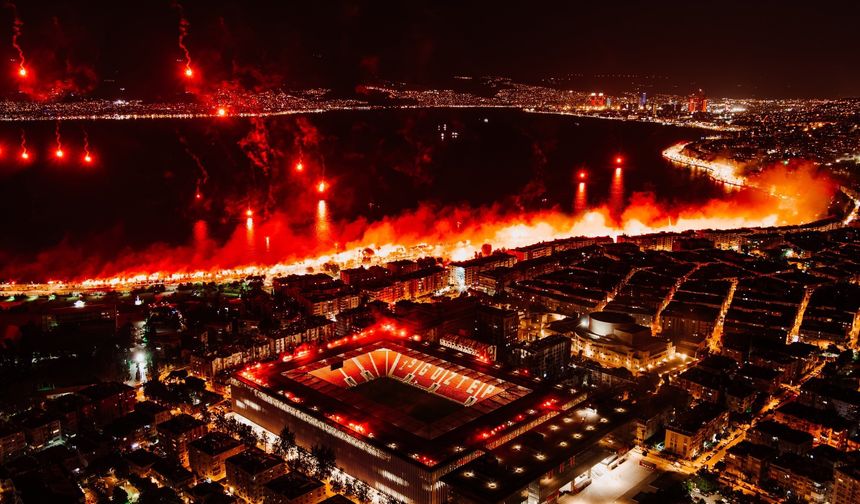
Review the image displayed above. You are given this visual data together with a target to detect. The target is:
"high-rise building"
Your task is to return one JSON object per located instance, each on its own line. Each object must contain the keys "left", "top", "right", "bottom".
{"left": 688, "top": 89, "right": 708, "bottom": 113}
{"left": 587, "top": 92, "right": 607, "bottom": 108}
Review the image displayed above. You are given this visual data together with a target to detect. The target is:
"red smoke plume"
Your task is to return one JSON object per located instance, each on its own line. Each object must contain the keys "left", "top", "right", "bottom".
{"left": 0, "top": 161, "right": 837, "bottom": 284}
{"left": 7, "top": 13, "right": 98, "bottom": 101}
{"left": 54, "top": 121, "right": 64, "bottom": 158}
{"left": 173, "top": 1, "right": 193, "bottom": 77}
{"left": 178, "top": 133, "right": 209, "bottom": 200}
{"left": 18, "top": 129, "right": 29, "bottom": 160}
{"left": 6, "top": 1, "right": 26, "bottom": 75}
{"left": 82, "top": 128, "right": 92, "bottom": 163}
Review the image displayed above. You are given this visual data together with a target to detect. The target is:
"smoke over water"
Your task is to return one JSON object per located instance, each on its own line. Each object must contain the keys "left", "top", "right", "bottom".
{"left": 0, "top": 160, "right": 835, "bottom": 284}
{"left": 0, "top": 110, "right": 839, "bottom": 284}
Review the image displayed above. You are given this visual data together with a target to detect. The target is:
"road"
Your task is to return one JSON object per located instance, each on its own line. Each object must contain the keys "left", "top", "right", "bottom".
{"left": 647, "top": 359, "right": 827, "bottom": 501}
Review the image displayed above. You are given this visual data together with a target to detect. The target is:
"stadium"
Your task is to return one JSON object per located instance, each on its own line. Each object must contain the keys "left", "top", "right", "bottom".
{"left": 230, "top": 323, "right": 584, "bottom": 503}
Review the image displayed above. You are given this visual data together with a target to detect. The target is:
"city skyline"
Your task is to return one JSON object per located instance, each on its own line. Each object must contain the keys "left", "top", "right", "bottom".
{"left": 0, "top": 1, "right": 859, "bottom": 99}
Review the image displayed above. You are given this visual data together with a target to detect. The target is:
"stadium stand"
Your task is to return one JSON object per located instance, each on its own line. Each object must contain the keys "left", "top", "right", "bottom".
{"left": 310, "top": 346, "right": 503, "bottom": 406}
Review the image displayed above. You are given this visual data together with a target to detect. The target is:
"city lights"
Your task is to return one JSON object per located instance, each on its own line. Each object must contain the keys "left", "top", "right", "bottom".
{"left": 0, "top": 6, "right": 854, "bottom": 504}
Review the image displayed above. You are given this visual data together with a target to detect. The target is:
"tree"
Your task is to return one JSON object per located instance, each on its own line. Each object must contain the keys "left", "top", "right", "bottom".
{"left": 212, "top": 410, "right": 228, "bottom": 431}
{"left": 274, "top": 426, "right": 296, "bottom": 459}
{"left": 354, "top": 481, "right": 371, "bottom": 503}
{"left": 236, "top": 423, "right": 257, "bottom": 447}
{"left": 111, "top": 487, "right": 129, "bottom": 504}
{"left": 290, "top": 448, "right": 314, "bottom": 475}
{"left": 343, "top": 480, "right": 355, "bottom": 498}
{"left": 311, "top": 444, "right": 336, "bottom": 480}
{"left": 836, "top": 349, "right": 854, "bottom": 366}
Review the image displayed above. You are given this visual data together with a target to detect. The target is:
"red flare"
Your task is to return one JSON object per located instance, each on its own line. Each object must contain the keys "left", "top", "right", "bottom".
{"left": 54, "top": 122, "right": 64, "bottom": 159}
{"left": 216, "top": 107, "right": 226, "bottom": 117}
{"left": 195, "top": 191, "right": 202, "bottom": 200}
{"left": 578, "top": 170, "right": 587, "bottom": 180}
{"left": 615, "top": 156, "right": 623, "bottom": 164}
{"left": 184, "top": 66, "right": 193, "bottom": 78}
{"left": 19, "top": 130, "right": 29, "bottom": 161}
{"left": 295, "top": 161, "right": 304, "bottom": 172}
{"left": 17, "top": 66, "right": 27, "bottom": 78}
{"left": 317, "top": 180, "right": 328, "bottom": 193}
{"left": 83, "top": 129, "right": 92, "bottom": 164}
{"left": 245, "top": 208, "right": 253, "bottom": 217}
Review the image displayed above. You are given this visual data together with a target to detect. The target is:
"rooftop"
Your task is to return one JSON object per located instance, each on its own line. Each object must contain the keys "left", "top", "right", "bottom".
{"left": 750, "top": 420, "right": 814, "bottom": 445}
{"left": 78, "top": 381, "right": 134, "bottom": 401}
{"left": 667, "top": 402, "right": 726, "bottom": 435}
{"left": 189, "top": 432, "right": 245, "bottom": 456}
{"left": 226, "top": 447, "right": 283, "bottom": 475}
{"left": 264, "top": 472, "right": 324, "bottom": 499}
{"left": 232, "top": 329, "right": 581, "bottom": 471}
{"left": 727, "top": 440, "right": 777, "bottom": 460}
{"left": 157, "top": 413, "right": 206, "bottom": 436}
{"left": 777, "top": 402, "right": 854, "bottom": 430}
{"left": 441, "top": 398, "right": 632, "bottom": 503}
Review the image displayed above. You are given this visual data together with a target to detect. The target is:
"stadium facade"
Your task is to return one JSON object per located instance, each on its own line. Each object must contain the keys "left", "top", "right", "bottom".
{"left": 230, "top": 325, "right": 591, "bottom": 503}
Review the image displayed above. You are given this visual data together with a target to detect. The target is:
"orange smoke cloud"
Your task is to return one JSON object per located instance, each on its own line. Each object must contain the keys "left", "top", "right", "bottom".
{"left": 0, "top": 161, "right": 837, "bottom": 284}
{"left": 341, "top": 162, "right": 835, "bottom": 256}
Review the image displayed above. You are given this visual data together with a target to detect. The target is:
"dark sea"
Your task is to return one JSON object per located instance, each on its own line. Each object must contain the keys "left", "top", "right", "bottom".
{"left": 0, "top": 109, "right": 723, "bottom": 280}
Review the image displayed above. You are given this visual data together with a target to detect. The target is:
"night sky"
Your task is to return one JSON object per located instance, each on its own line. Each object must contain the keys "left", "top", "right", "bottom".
{"left": 1, "top": 0, "right": 858, "bottom": 99}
